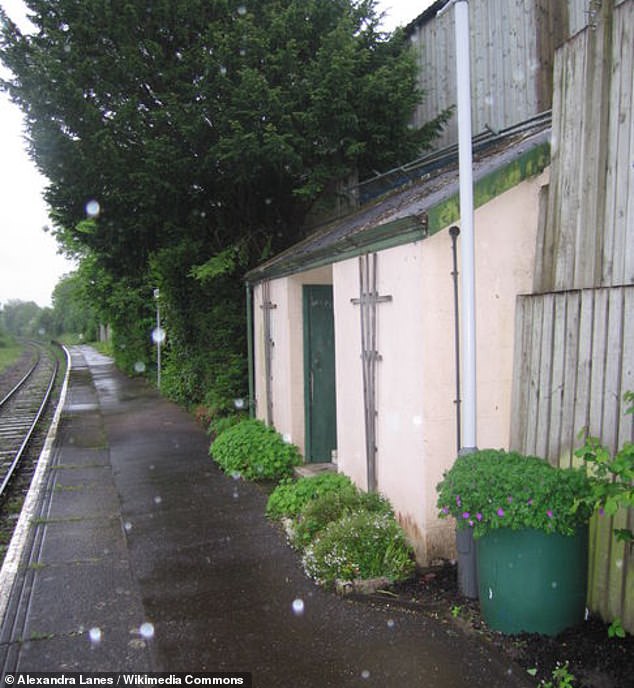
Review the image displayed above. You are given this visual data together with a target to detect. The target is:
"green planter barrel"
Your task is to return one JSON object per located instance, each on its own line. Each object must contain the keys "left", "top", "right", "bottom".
{"left": 476, "top": 526, "right": 588, "bottom": 635}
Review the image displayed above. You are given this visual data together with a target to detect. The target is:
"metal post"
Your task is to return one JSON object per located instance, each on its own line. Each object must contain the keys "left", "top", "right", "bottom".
{"left": 449, "top": 226, "right": 462, "bottom": 454}
{"left": 246, "top": 283, "right": 255, "bottom": 418}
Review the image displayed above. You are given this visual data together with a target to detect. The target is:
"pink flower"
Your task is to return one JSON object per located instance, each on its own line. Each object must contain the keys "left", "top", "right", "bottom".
{"left": 441, "top": 506, "right": 449, "bottom": 515}
{"left": 527, "top": 498, "right": 533, "bottom": 506}
{"left": 497, "top": 507, "right": 505, "bottom": 517}
{"left": 507, "top": 496, "right": 513, "bottom": 504}
{"left": 462, "top": 512, "right": 470, "bottom": 520}
{"left": 546, "top": 510, "right": 553, "bottom": 519}
{"left": 456, "top": 495, "right": 462, "bottom": 507}
{"left": 476, "top": 512, "right": 483, "bottom": 521}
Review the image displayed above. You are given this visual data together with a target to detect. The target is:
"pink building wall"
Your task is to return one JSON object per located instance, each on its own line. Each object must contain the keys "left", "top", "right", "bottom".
{"left": 253, "top": 169, "right": 548, "bottom": 563}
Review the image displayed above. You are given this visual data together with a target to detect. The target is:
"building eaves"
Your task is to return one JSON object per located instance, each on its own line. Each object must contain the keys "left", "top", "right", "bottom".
{"left": 245, "top": 113, "right": 551, "bottom": 285}
{"left": 402, "top": 0, "right": 451, "bottom": 35}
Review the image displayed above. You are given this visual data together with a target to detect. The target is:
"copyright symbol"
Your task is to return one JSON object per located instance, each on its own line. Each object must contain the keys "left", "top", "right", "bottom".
{"left": 5, "top": 675, "right": 14, "bottom": 684}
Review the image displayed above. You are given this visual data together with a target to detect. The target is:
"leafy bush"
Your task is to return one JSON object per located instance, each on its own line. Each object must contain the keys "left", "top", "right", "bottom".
{"left": 302, "top": 510, "right": 415, "bottom": 585}
{"left": 266, "top": 472, "right": 358, "bottom": 520}
{"left": 574, "top": 391, "right": 634, "bottom": 543}
{"left": 436, "top": 449, "right": 596, "bottom": 538}
{"left": 294, "top": 489, "right": 393, "bottom": 549}
{"left": 210, "top": 419, "right": 301, "bottom": 481}
{"left": 209, "top": 413, "right": 246, "bottom": 439}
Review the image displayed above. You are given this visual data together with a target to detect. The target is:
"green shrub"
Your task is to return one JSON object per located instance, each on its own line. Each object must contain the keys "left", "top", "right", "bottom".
{"left": 302, "top": 510, "right": 415, "bottom": 585}
{"left": 436, "top": 449, "right": 596, "bottom": 538}
{"left": 294, "top": 489, "right": 393, "bottom": 548}
{"left": 209, "top": 413, "right": 246, "bottom": 439}
{"left": 574, "top": 391, "right": 634, "bottom": 544}
{"left": 266, "top": 472, "right": 357, "bottom": 520}
{"left": 210, "top": 419, "right": 301, "bottom": 481}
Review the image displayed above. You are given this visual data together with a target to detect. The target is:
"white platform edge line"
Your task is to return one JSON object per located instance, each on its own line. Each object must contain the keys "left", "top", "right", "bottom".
{"left": 0, "top": 344, "right": 72, "bottom": 628}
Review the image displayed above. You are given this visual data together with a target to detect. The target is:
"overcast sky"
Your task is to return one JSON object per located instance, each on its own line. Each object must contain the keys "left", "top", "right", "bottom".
{"left": 0, "top": 0, "right": 434, "bottom": 308}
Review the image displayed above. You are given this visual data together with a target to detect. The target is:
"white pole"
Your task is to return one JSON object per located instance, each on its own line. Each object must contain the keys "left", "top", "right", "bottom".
{"left": 154, "top": 288, "right": 161, "bottom": 390}
{"left": 441, "top": 0, "right": 477, "bottom": 452}
{"left": 438, "top": 0, "right": 479, "bottom": 599}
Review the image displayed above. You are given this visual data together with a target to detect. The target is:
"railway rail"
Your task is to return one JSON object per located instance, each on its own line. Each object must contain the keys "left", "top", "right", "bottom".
{"left": 0, "top": 342, "right": 60, "bottom": 500}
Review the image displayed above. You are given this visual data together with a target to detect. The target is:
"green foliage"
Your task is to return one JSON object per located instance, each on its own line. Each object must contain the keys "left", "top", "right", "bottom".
{"left": 50, "top": 271, "right": 101, "bottom": 340}
{"left": 209, "top": 413, "right": 247, "bottom": 439}
{"left": 540, "top": 661, "right": 576, "bottom": 688}
{"left": 302, "top": 510, "right": 415, "bottom": 585}
{"left": 574, "top": 391, "right": 634, "bottom": 543}
{"left": 266, "top": 472, "right": 357, "bottom": 520}
{"left": 210, "top": 419, "right": 301, "bottom": 481}
{"left": 0, "top": 300, "right": 47, "bottom": 338}
{"left": 151, "top": 244, "right": 247, "bottom": 411}
{"left": 607, "top": 617, "right": 627, "bottom": 639}
{"left": 0, "top": 341, "right": 22, "bottom": 373}
{"left": 293, "top": 488, "right": 393, "bottom": 549}
{"left": 436, "top": 449, "right": 596, "bottom": 538}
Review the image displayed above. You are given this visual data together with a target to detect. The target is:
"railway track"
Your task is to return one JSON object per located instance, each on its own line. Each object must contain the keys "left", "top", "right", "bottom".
{"left": 0, "top": 342, "right": 60, "bottom": 501}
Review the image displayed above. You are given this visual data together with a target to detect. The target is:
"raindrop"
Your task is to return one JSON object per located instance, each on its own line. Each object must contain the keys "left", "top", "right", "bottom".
{"left": 231, "top": 471, "right": 241, "bottom": 481}
{"left": 551, "top": 581, "right": 558, "bottom": 589}
{"left": 232, "top": 488, "right": 239, "bottom": 499}
{"left": 85, "top": 199, "right": 100, "bottom": 217}
{"left": 237, "top": 5, "right": 247, "bottom": 15}
{"left": 124, "top": 521, "right": 133, "bottom": 532}
{"left": 219, "top": 65, "right": 227, "bottom": 76}
{"left": 60, "top": 22, "right": 70, "bottom": 32}
{"left": 361, "top": 670, "right": 371, "bottom": 679}
{"left": 134, "top": 361, "right": 146, "bottom": 373}
{"left": 139, "top": 622, "right": 155, "bottom": 639}
{"left": 88, "top": 627, "right": 102, "bottom": 644}
{"left": 152, "top": 327, "right": 166, "bottom": 344}
{"left": 154, "top": 496, "right": 162, "bottom": 505}
{"left": 291, "top": 598, "right": 304, "bottom": 616}
{"left": 386, "top": 618, "right": 395, "bottom": 629}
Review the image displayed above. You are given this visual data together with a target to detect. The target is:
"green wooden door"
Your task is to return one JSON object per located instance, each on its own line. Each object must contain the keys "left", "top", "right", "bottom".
{"left": 303, "top": 285, "right": 337, "bottom": 463}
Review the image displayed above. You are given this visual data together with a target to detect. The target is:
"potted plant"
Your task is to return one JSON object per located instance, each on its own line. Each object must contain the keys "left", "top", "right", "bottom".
{"left": 436, "top": 449, "right": 597, "bottom": 636}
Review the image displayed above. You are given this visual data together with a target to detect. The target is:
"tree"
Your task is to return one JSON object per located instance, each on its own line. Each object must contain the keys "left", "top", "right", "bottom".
{"left": 50, "top": 270, "right": 101, "bottom": 339}
{"left": 0, "top": 299, "right": 44, "bottom": 337}
{"left": 1, "top": 0, "right": 448, "bottom": 409}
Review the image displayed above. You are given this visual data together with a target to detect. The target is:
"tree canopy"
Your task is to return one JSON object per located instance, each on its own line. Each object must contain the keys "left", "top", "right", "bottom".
{"left": 1, "top": 0, "right": 448, "bottom": 412}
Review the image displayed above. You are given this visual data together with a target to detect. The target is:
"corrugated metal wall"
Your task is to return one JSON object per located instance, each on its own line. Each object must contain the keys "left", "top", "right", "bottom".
{"left": 410, "top": 0, "right": 588, "bottom": 149}
{"left": 510, "top": 0, "right": 634, "bottom": 631}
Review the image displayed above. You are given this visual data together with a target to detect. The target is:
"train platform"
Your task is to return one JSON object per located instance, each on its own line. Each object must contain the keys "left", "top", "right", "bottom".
{"left": 0, "top": 345, "right": 530, "bottom": 686}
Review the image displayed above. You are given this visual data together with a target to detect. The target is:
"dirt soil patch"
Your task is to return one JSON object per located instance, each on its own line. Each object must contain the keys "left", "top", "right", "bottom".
{"left": 360, "top": 563, "right": 633, "bottom": 688}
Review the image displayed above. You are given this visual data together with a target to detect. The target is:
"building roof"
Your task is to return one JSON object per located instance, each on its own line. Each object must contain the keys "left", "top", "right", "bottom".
{"left": 245, "top": 112, "right": 551, "bottom": 285}
{"left": 402, "top": 0, "right": 450, "bottom": 34}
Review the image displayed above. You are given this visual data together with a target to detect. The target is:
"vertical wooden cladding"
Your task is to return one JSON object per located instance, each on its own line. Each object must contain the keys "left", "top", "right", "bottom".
{"left": 511, "top": 286, "right": 634, "bottom": 629}
{"left": 512, "top": 287, "right": 633, "bottom": 461}
{"left": 538, "top": 0, "right": 634, "bottom": 291}
{"left": 410, "top": 0, "right": 586, "bottom": 150}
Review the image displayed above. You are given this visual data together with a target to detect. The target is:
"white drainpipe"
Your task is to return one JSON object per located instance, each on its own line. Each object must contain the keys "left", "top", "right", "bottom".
{"left": 439, "top": 0, "right": 477, "bottom": 453}
{"left": 438, "top": 0, "right": 479, "bottom": 600}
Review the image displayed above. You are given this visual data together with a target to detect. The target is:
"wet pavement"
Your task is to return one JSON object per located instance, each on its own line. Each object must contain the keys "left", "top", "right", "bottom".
{"left": 0, "top": 345, "right": 531, "bottom": 686}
